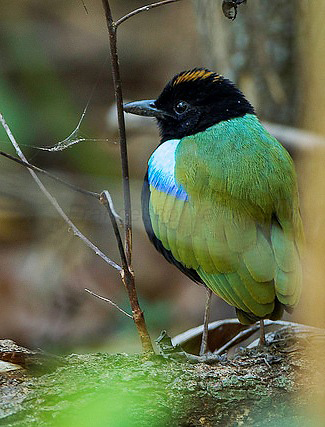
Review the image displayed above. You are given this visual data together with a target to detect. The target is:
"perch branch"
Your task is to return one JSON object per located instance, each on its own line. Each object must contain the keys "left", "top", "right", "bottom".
{"left": 115, "top": 0, "right": 182, "bottom": 27}
{"left": 85, "top": 288, "right": 132, "bottom": 318}
{"left": 102, "top": 0, "right": 132, "bottom": 264}
{"left": 0, "top": 113, "right": 122, "bottom": 272}
{"left": 101, "top": 1, "right": 153, "bottom": 353}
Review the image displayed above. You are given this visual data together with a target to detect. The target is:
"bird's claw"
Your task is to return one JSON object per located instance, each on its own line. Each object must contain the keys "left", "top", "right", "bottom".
{"left": 155, "top": 330, "right": 226, "bottom": 364}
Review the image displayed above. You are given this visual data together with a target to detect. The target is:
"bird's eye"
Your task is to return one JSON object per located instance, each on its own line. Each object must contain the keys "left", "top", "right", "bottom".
{"left": 174, "top": 100, "right": 189, "bottom": 115}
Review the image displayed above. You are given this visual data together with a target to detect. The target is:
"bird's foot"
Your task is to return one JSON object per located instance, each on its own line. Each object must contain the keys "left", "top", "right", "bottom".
{"left": 155, "top": 330, "right": 225, "bottom": 364}
{"left": 258, "top": 319, "right": 267, "bottom": 348}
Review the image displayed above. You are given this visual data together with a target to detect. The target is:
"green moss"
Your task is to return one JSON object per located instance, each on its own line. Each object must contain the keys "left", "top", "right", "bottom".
{"left": 0, "top": 344, "right": 319, "bottom": 427}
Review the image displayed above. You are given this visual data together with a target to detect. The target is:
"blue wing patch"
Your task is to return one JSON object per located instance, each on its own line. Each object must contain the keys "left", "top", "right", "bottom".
{"left": 148, "top": 139, "right": 188, "bottom": 201}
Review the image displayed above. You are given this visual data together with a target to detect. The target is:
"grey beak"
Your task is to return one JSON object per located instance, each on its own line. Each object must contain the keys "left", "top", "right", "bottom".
{"left": 123, "top": 99, "right": 172, "bottom": 119}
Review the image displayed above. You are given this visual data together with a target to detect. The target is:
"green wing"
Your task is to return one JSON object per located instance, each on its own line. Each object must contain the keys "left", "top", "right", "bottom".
{"left": 149, "top": 115, "right": 303, "bottom": 322}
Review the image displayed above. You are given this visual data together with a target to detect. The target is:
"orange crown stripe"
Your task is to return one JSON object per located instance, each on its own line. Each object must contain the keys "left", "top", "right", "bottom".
{"left": 173, "top": 70, "right": 221, "bottom": 86}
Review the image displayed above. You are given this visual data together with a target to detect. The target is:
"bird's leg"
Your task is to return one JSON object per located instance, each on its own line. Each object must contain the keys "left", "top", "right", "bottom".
{"left": 200, "top": 287, "right": 212, "bottom": 355}
{"left": 259, "top": 319, "right": 266, "bottom": 346}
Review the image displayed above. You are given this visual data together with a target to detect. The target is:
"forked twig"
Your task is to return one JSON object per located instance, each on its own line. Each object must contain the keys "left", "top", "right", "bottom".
{"left": 85, "top": 288, "right": 132, "bottom": 318}
{"left": 100, "top": 190, "right": 128, "bottom": 270}
{"left": 0, "top": 150, "right": 128, "bottom": 273}
{"left": 0, "top": 113, "right": 122, "bottom": 273}
{"left": 0, "top": 150, "right": 125, "bottom": 245}
{"left": 115, "top": 0, "right": 183, "bottom": 27}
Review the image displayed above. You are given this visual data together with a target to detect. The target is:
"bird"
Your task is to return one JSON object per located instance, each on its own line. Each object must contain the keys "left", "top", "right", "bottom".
{"left": 124, "top": 68, "right": 303, "bottom": 353}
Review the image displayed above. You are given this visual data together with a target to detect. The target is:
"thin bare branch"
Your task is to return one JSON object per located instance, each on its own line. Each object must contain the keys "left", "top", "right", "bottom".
{"left": 0, "top": 150, "right": 127, "bottom": 272}
{"left": 102, "top": 0, "right": 132, "bottom": 265}
{"left": 85, "top": 288, "right": 132, "bottom": 318}
{"left": 100, "top": 190, "right": 128, "bottom": 271}
{"left": 115, "top": 0, "right": 182, "bottom": 27}
{"left": 0, "top": 150, "right": 100, "bottom": 200}
{"left": 0, "top": 113, "right": 122, "bottom": 272}
{"left": 100, "top": 190, "right": 123, "bottom": 226}
{"left": 80, "top": 0, "right": 88, "bottom": 14}
{"left": 101, "top": 1, "right": 154, "bottom": 353}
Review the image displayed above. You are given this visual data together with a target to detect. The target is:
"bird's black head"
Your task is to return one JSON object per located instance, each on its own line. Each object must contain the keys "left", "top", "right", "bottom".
{"left": 124, "top": 68, "right": 255, "bottom": 142}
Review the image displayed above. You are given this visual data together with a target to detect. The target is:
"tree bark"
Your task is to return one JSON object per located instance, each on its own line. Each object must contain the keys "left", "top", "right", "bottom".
{"left": 192, "top": 0, "right": 299, "bottom": 125}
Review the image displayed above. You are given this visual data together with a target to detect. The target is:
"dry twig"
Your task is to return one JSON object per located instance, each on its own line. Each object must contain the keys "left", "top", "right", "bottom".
{"left": 0, "top": 113, "right": 122, "bottom": 273}
{"left": 0, "top": 150, "right": 100, "bottom": 200}
{"left": 85, "top": 288, "right": 132, "bottom": 318}
{"left": 115, "top": 0, "right": 182, "bottom": 27}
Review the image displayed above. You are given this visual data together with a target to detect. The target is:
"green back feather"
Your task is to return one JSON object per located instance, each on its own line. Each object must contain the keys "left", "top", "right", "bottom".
{"left": 149, "top": 114, "right": 303, "bottom": 322}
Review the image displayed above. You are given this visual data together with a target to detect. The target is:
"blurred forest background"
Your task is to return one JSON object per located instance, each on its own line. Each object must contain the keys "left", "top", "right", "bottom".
{"left": 0, "top": 0, "right": 324, "bottom": 354}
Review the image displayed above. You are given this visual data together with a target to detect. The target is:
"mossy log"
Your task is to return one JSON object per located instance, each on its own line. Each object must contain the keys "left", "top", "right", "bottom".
{"left": 1, "top": 321, "right": 324, "bottom": 426}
